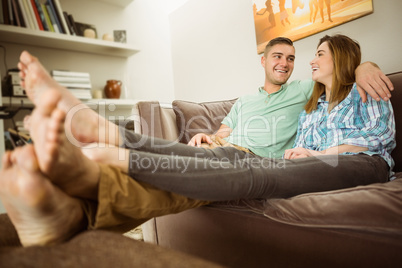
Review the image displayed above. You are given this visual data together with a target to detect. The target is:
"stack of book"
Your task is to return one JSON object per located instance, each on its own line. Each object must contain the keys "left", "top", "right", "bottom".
{"left": 1, "top": 0, "right": 81, "bottom": 36}
{"left": 51, "top": 70, "right": 92, "bottom": 100}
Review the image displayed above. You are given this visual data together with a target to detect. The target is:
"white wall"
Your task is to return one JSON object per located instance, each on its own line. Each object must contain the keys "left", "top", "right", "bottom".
{"left": 170, "top": 0, "right": 402, "bottom": 101}
{"left": 170, "top": 0, "right": 262, "bottom": 102}
{"left": 58, "top": 0, "right": 179, "bottom": 103}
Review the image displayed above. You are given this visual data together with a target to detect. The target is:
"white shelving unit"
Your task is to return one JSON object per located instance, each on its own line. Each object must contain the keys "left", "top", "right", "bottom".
{"left": 0, "top": 0, "right": 137, "bottom": 56}
{"left": 0, "top": 0, "right": 138, "bottom": 160}
{"left": 0, "top": 25, "right": 138, "bottom": 57}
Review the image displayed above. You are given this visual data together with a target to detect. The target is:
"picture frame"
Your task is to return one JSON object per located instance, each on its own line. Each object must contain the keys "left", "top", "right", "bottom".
{"left": 252, "top": 0, "right": 373, "bottom": 54}
{"left": 114, "top": 30, "right": 127, "bottom": 43}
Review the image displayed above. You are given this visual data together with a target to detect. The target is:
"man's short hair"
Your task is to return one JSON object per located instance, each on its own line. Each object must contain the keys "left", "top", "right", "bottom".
{"left": 264, "top": 37, "right": 294, "bottom": 56}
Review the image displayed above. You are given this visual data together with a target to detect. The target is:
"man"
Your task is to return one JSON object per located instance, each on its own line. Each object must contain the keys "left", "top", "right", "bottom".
{"left": 189, "top": 37, "right": 393, "bottom": 159}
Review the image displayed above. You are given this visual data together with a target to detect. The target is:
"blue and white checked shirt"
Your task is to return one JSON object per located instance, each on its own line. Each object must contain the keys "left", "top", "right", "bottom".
{"left": 293, "top": 83, "right": 396, "bottom": 169}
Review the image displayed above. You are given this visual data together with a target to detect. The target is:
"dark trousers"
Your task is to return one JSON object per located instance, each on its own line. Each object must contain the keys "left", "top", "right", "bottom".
{"left": 122, "top": 130, "right": 390, "bottom": 201}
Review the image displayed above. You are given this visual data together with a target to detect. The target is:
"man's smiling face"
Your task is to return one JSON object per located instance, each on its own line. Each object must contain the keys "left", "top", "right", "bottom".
{"left": 261, "top": 44, "right": 295, "bottom": 86}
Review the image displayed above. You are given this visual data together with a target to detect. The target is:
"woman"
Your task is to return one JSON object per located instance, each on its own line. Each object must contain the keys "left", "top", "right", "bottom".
{"left": 285, "top": 35, "right": 394, "bottom": 164}
{"left": 123, "top": 34, "right": 395, "bottom": 201}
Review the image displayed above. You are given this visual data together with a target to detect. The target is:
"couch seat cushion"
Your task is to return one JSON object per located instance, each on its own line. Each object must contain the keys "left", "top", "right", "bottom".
{"left": 262, "top": 175, "right": 402, "bottom": 235}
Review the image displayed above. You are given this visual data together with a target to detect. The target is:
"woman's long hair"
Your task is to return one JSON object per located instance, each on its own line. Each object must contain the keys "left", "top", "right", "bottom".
{"left": 305, "top": 34, "right": 361, "bottom": 113}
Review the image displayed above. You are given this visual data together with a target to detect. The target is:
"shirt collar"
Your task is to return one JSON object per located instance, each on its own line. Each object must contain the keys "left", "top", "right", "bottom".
{"left": 258, "top": 83, "right": 287, "bottom": 95}
{"left": 318, "top": 94, "right": 327, "bottom": 103}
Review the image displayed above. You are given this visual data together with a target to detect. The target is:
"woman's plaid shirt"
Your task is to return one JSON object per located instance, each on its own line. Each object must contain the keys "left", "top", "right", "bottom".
{"left": 293, "top": 83, "right": 396, "bottom": 169}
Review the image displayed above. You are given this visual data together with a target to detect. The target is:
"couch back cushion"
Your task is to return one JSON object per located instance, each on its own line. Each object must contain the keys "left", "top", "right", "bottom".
{"left": 172, "top": 99, "right": 237, "bottom": 144}
{"left": 388, "top": 71, "right": 402, "bottom": 172}
{"left": 137, "top": 101, "right": 165, "bottom": 139}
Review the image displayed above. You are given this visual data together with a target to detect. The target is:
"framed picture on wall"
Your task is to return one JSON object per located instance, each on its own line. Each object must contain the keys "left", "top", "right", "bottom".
{"left": 252, "top": 0, "right": 373, "bottom": 54}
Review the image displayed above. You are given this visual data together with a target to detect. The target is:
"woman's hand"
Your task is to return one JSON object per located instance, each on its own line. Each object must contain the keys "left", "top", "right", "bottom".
{"left": 284, "top": 147, "right": 317, "bottom": 159}
{"left": 284, "top": 145, "right": 368, "bottom": 159}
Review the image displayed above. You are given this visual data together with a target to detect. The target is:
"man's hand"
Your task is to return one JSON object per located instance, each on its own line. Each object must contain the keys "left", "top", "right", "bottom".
{"left": 356, "top": 62, "right": 394, "bottom": 102}
{"left": 188, "top": 133, "right": 212, "bottom": 147}
{"left": 188, "top": 124, "right": 232, "bottom": 147}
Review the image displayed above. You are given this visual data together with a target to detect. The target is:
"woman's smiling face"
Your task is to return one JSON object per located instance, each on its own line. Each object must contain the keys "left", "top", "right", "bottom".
{"left": 310, "top": 41, "right": 334, "bottom": 89}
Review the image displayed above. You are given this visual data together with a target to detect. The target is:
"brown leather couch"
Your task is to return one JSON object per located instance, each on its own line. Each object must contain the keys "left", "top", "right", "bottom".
{"left": 139, "top": 71, "right": 402, "bottom": 268}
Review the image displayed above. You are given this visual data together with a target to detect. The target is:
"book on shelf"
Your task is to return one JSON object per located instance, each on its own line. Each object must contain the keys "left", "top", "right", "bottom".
{"left": 29, "top": 0, "right": 43, "bottom": 30}
{"left": 63, "top": 11, "right": 75, "bottom": 35}
{"left": 2, "top": 0, "right": 15, "bottom": 25}
{"left": 52, "top": 75, "right": 91, "bottom": 83}
{"left": 8, "top": 0, "right": 15, "bottom": 25}
{"left": 45, "top": 2, "right": 59, "bottom": 32}
{"left": 40, "top": 2, "right": 53, "bottom": 32}
{"left": 32, "top": 0, "right": 48, "bottom": 31}
{"left": 51, "top": 70, "right": 92, "bottom": 100}
{"left": 58, "top": 82, "right": 91, "bottom": 89}
{"left": 17, "top": 0, "right": 31, "bottom": 28}
{"left": 22, "top": 0, "right": 37, "bottom": 29}
{"left": 11, "top": 0, "right": 25, "bottom": 27}
{"left": 45, "top": 0, "right": 63, "bottom": 33}
{"left": 51, "top": 70, "right": 91, "bottom": 78}
{"left": 67, "top": 89, "right": 92, "bottom": 100}
{"left": 24, "top": 0, "right": 39, "bottom": 30}
{"left": 51, "top": 0, "right": 69, "bottom": 35}
{"left": 67, "top": 13, "right": 78, "bottom": 36}
{"left": 2, "top": 0, "right": 10, "bottom": 25}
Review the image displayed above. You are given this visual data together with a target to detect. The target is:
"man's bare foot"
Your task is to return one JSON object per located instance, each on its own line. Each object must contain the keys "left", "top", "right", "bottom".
{"left": 81, "top": 144, "right": 130, "bottom": 173}
{"left": 0, "top": 145, "right": 86, "bottom": 246}
{"left": 18, "top": 51, "right": 81, "bottom": 111}
{"left": 29, "top": 89, "right": 100, "bottom": 200}
{"left": 18, "top": 51, "right": 119, "bottom": 145}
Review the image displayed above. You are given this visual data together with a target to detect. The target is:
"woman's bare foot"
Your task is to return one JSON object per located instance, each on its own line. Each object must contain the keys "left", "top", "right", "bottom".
{"left": 18, "top": 51, "right": 118, "bottom": 145}
{"left": 29, "top": 89, "right": 100, "bottom": 200}
{"left": 0, "top": 145, "right": 86, "bottom": 246}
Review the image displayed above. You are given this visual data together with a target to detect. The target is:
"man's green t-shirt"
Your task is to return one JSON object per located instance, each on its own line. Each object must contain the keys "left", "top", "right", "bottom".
{"left": 222, "top": 80, "right": 314, "bottom": 158}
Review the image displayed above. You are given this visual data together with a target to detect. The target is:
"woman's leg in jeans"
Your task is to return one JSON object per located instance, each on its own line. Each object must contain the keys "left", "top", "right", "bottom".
{"left": 128, "top": 152, "right": 389, "bottom": 201}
